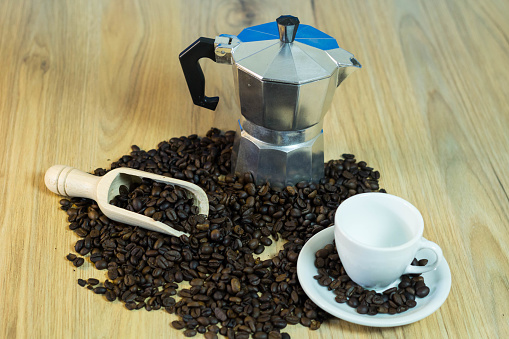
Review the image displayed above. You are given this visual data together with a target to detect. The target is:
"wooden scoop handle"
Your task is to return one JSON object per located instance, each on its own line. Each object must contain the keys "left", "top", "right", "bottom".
{"left": 44, "top": 165, "right": 100, "bottom": 201}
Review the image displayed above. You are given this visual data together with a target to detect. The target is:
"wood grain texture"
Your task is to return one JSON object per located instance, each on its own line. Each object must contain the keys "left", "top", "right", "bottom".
{"left": 1, "top": 0, "right": 508, "bottom": 338}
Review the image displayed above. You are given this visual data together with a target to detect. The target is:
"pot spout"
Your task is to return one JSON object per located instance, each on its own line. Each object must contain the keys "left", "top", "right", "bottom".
{"left": 326, "top": 48, "right": 362, "bottom": 86}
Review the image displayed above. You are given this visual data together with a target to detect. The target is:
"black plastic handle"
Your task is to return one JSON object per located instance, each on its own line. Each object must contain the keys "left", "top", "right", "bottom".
{"left": 179, "top": 37, "right": 219, "bottom": 111}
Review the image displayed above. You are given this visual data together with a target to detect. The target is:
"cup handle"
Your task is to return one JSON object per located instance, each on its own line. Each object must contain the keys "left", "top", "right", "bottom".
{"left": 403, "top": 238, "right": 443, "bottom": 275}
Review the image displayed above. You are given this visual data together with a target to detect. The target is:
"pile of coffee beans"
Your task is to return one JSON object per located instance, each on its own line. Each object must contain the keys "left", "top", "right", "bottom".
{"left": 314, "top": 242, "right": 430, "bottom": 315}
{"left": 58, "top": 128, "right": 386, "bottom": 338}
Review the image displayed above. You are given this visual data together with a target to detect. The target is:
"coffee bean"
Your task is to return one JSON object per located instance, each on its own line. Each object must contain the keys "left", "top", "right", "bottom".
{"left": 357, "top": 304, "right": 368, "bottom": 314}
{"left": 272, "top": 318, "right": 287, "bottom": 329}
{"left": 73, "top": 257, "right": 84, "bottom": 267}
{"left": 416, "top": 286, "right": 430, "bottom": 298}
{"left": 214, "top": 307, "right": 227, "bottom": 322}
{"left": 88, "top": 209, "right": 99, "bottom": 220}
{"left": 300, "top": 317, "right": 311, "bottom": 327}
{"left": 260, "top": 236, "right": 272, "bottom": 246}
{"left": 93, "top": 287, "right": 106, "bottom": 294}
{"left": 144, "top": 207, "right": 156, "bottom": 217}
{"left": 392, "top": 293, "right": 404, "bottom": 306}
{"left": 87, "top": 278, "right": 100, "bottom": 285}
{"left": 190, "top": 278, "right": 204, "bottom": 287}
{"left": 287, "top": 251, "right": 298, "bottom": 262}
{"left": 399, "top": 279, "right": 411, "bottom": 289}
{"left": 315, "top": 249, "right": 329, "bottom": 258}
{"left": 309, "top": 320, "right": 321, "bottom": 330}
{"left": 172, "top": 320, "right": 185, "bottom": 330}
{"left": 66, "top": 253, "right": 77, "bottom": 261}
{"left": 105, "top": 290, "right": 116, "bottom": 302}
{"left": 210, "top": 229, "right": 222, "bottom": 242}
{"left": 383, "top": 287, "right": 397, "bottom": 295}
{"left": 347, "top": 297, "right": 359, "bottom": 308}
{"left": 406, "top": 299, "right": 417, "bottom": 308}
{"left": 60, "top": 199, "right": 71, "bottom": 207}
{"left": 204, "top": 332, "right": 218, "bottom": 339}
{"left": 183, "top": 329, "right": 197, "bottom": 337}
{"left": 77, "top": 279, "right": 86, "bottom": 287}
{"left": 95, "top": 260, "right": 108, "bottom": 270}
{"left": 415, "top": 280, "right": 426, "bottom": 289}
{"left": 248, "top": 238, "right": 259, "bottom": 250}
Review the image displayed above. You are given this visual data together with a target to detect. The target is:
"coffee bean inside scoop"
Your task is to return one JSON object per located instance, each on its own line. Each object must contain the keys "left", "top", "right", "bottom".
{"left": 58, "top": 128, "right": 386, "bottom": 338}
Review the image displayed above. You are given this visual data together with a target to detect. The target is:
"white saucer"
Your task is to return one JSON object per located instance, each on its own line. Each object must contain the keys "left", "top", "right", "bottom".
{"left": 297, "top": 227, "right": 451, "bottom": 327}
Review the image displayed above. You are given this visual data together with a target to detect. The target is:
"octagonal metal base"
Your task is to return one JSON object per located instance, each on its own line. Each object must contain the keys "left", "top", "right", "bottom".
{"left": 231, "top": 119, "right": 324, "bottom": 187}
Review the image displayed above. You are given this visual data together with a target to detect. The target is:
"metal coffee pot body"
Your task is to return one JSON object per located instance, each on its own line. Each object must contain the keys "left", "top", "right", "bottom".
{"left": 180, "top": 16, "right": 360, "bottom": 187}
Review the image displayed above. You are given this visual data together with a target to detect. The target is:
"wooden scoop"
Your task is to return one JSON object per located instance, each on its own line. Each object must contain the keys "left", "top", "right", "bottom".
{"left": 44, "top": 165, "right": 209, "bottom": 237}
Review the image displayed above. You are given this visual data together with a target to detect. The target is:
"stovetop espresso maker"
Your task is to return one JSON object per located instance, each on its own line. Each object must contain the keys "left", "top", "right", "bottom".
{"left": 180, "top": 15, "right": 360, "bottom": 187}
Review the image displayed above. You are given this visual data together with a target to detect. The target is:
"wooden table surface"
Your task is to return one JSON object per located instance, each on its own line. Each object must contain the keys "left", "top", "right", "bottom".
{"left": 1, "top": 0, "right": 508, "bottom": 338}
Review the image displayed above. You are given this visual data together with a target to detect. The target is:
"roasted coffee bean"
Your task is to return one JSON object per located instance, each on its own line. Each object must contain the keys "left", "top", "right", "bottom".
{"left": 60, "top": 199, "right": 71, "bottom": 207}
{"left": 171, "top": 320, "right": 185, "bottom": 330}
{"left": 204, "top": 332, "right": 218, "bottom": 339}
{"left": 418, "top": 259, "right": 428, "bottom": 266}
{"left": 248, "top": 238, "right": 259, "bottom": 250}
{"left": 87, "top": 278, "right": 100, "bottom": 286}
{"left": 347, "top": 297, "right": 359, "bottom": 308}
{"left": 300, "top": 317, "right": 312, "bottom": 327}
{"left": 214, "top": 307, "right": 227, "bottom": 322}
{"left": 183, "top": 329, "right": 197, "bottom": 337}
{"left": 210, "top": 229, "right": 222, "bottom": 242}
{"left": 406, "top": 299, "right": 417, "bottom": 308}
{"left": 73, "top": 257, "right": 84, "bottom": 267}
{"left": 260, "top": 236, "right": 272, "bottom": 246}
{"left": 357, "top": 304, "right": 369, "bottom": 314}
{"left": 309, "top": 320, "right": 321, "bottom": 330}
{"left": 416, "top": 286, "right": 430, "bottom": 298}
{"left": 268, "top": 331, "right": 282, "bottom": 339}
{"left": 93, "top": 287, "right": 107, "bottom": 294}
{"left": 399, "top": 279, "right": 411, "bottom": 289}
{"left": 253, "top": 332, "right": 268, "bottom": 339}
{"left": 383, "top": 287, "right": 397, "bottom": 295}
{"left": 392, "top": 293, "right": 404, "bottom": 306}
{"left": 272, "top": 318, "right": 287, "bottom": 329}
{"left": 77, "top": 279, "right": 87, "bottom": 287}
{"left": 95, "top": 260, "right": 108, "bottom": 270}
{"left": 66, "top": 253, "right": 77, "bottom": 261}
{"left": 105, "top": 290, "right": 116, "bottom": 302}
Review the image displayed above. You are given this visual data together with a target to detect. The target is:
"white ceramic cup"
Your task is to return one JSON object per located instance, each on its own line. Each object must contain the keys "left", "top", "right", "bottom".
{"left": 334, "top": 193, "right": 443, "bottom": 289}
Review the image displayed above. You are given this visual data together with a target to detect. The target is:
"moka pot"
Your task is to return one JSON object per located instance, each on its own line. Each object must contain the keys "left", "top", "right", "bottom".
{"left": 179, "top": 15, "right": 360, "bottom": 187}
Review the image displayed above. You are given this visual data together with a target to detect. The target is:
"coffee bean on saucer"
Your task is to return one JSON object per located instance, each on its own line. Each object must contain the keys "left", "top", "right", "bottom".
{"left": 313, "top": 240, "right": 431, "bottom": 316}
{"left": 347, "top": 297, "right": 359, "bottom": 308}
{"left": 418, "top": 259, "right": 428, "bottom": 266}
{"left": 357, "top": 304, "right": 369, "bottom": 314}
{"left": 406, "top": 300, "right": 417, "bottom": 308}
{"left": 416, "top": 286, "right": 430, "bottom": 298}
